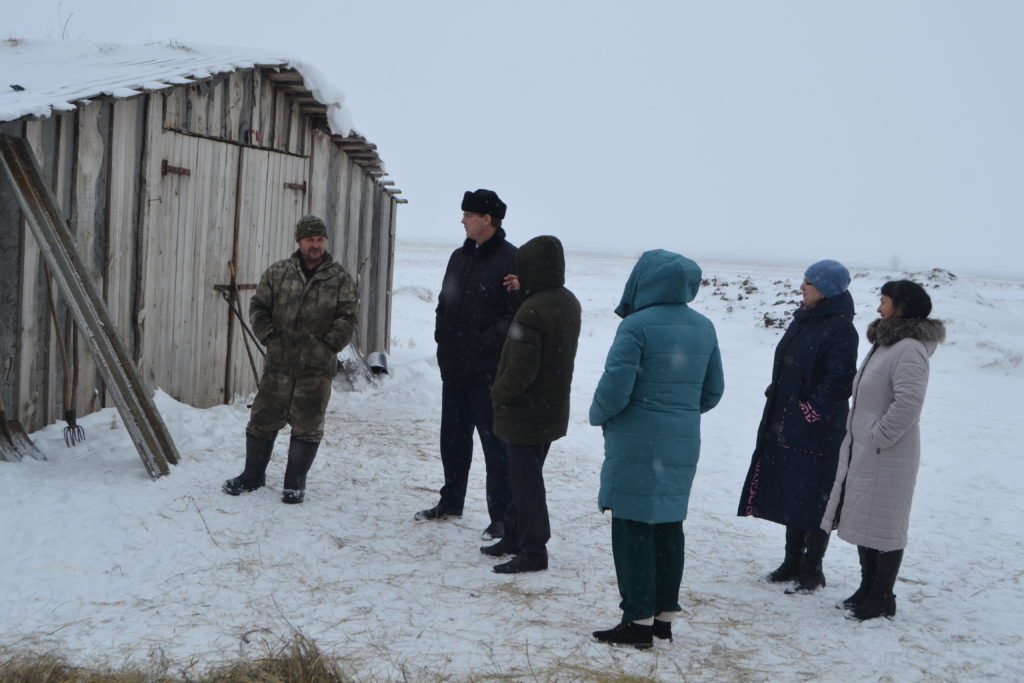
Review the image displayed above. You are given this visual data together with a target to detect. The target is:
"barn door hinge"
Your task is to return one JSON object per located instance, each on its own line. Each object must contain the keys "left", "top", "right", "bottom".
{"left": 284, "top": 181, "right": 306, "bottom": 193}
{"left": 161, "top": 160, "right": 191, "bottom": 177}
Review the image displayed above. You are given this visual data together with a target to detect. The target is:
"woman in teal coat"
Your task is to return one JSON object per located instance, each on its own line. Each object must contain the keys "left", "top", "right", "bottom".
{"left": 589, "top": 250, "right": 724, "bottom": 649}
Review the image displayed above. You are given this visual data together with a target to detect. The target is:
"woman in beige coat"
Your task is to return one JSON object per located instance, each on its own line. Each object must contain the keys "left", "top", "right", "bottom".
{"left": 821, "top": 280, "right": 945, "bottom": 621}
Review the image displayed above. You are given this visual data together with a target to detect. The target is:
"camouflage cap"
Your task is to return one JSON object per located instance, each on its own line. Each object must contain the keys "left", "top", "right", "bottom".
{"left": 295, "top": 215, "right": 328, "bottom": 242}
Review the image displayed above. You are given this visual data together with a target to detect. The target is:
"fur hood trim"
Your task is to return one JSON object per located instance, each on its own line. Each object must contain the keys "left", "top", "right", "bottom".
{"left": 867, "top": 317, "right": 946, "bottom": 346}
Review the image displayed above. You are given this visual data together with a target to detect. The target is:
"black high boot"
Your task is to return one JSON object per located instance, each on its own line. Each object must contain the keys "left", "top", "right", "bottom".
{"left": 785, "top": 528, "right": 830, "bottom": 594}
{"left": 838, "top": 546, "right": 877, "bottom": 610}
{"left": 850, "top": 548, "right": 902, "bottom": 620}
{"left": 282, "top": 437, "right": 320, "bottom": 504}
{"left": 222, "top": 434, "right": 274, "bottom": 495}
{"left": 765, "top": 525, "right": 804, "bottom": 582}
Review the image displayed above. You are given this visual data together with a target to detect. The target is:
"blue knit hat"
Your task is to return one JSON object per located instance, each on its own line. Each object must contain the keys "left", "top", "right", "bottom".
{"left": 804, "top": 259, "right": 850, "bottom": 298}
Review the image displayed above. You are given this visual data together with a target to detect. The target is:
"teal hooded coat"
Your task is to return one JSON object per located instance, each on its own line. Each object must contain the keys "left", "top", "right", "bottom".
{"left": 589, "top": 250, "right": 725, "bottom": 524}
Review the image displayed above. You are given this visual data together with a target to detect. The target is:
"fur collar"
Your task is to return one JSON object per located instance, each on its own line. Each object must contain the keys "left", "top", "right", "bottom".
{"left": 867, "top": 317, "right": 946, "bottom": 346}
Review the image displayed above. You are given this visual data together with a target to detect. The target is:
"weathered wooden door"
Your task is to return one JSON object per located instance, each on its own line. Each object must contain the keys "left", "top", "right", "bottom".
{"left": 225, "top": 146, "right": 309, "bottom": 402}
{"left": 140, "top": 132, "right": 240, "bottom": 407}
{"left": 140, "top": 133, "right": 308, "bottom": 407}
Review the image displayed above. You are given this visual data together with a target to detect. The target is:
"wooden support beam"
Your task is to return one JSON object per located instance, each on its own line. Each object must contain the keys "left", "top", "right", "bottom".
{"left": 0, "top": 135, "right": 180, "bottom": 477}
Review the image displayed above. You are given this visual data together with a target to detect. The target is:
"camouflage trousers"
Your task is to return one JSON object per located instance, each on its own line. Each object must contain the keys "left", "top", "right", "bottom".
{"left": 246, "top": 371, "right": 332, "bottom": 443}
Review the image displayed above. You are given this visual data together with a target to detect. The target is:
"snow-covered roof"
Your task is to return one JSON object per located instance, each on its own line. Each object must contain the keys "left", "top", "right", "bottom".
{"left": 0, "top": 38, "right": 355, "bottom": 136}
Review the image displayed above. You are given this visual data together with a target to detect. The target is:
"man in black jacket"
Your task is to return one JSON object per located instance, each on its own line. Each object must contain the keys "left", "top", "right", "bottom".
{"left": 415, "top": 189, "right": 517, "bottom": 540}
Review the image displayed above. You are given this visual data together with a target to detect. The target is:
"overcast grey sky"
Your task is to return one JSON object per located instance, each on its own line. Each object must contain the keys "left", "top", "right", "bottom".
{"left": 7, "top": 1, "right": 1023, "bottom": 275}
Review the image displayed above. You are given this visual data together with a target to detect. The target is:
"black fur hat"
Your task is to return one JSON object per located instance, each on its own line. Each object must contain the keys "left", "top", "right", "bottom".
{"left": 461, "top": 189, "right": 507, "bottom": 219}
{"left": 881, "top": 279, "right": 932, "bottom": 319}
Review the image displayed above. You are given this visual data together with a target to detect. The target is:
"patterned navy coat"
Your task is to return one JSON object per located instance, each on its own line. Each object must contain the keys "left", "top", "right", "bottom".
{"left": 738, "top": 290, "right": 858, "bottom": 530}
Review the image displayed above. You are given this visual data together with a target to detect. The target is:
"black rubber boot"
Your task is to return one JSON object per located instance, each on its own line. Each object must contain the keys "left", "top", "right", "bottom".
{"left": 850, "top": 548, "right": 903, "bottom": 621}
{"left": 786, "top": 528, "right": 830, "bottom": 594}
{"left": 765, "top": 525, "right": 804, "bottom": 582}
{"left": 282, "top": 437, "right": 319, "bottom": 504}
{"left": 222, "top": 434, "right": 274, "bottom": 495}
{"left": 838, "top": 545, "right": 877, "bottom": 610}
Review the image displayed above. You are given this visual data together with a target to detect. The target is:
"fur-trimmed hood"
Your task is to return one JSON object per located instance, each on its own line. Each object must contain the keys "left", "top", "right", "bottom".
{"left": 867, "top": 317, "right": 946, "bottom": 346}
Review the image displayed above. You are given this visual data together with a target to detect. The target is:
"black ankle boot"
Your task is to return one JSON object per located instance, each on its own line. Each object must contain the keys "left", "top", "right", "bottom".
{"left": 223, "top": 434, "right": 274, "bottom": 495}
{"left": 786, "top": 529, "right": 830, "bottom": 594}
{"left": 652, "top": 619, "right": 672, "bottom": 642}
{"left": 592, "top": 622, "right": 653, "bottom": 650}
{"left": 282, "top": 437, "right": 319, "bottom": 504}
{"left": 850, "top": 548, "right": 902, "bottom": 621}
{"left": 765, "top": 526, "right": 804, "bottom": 582}
{"left": 838, "top": 546, "right": 877, "bottom": 610}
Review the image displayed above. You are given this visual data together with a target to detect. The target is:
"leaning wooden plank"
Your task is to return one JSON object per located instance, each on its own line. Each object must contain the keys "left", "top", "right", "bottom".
{"left": 17, "top": 121, "right": 44, "bottom": 431}
{"left": 0, "top": 134, "right": 179, "bottom": 477}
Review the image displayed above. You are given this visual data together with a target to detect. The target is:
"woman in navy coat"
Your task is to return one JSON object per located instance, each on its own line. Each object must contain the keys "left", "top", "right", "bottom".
{"left": 590, "top": 250, "right": 724, "bottom": 649}
{"left": 737, "top": 260, "right": 858, "bottom": 594}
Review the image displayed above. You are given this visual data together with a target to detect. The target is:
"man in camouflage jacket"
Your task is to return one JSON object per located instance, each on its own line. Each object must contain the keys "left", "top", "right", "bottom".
{"left": 223, "top": 215, "right": 358, "bottom": 504}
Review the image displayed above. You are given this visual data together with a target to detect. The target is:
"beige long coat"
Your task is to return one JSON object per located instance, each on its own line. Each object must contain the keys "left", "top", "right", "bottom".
{"left": 821, "top": 317, "right": 945, "bottom": 551}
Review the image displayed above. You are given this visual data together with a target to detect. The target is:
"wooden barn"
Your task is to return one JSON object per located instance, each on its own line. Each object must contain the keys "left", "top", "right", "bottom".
{"left": 0, "top": 39, "right": 404, "bottom": 436}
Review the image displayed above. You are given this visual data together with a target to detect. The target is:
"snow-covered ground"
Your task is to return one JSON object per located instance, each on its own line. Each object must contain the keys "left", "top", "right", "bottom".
{"left": 2, "top": 241, "right": 1022, "bottom": 681}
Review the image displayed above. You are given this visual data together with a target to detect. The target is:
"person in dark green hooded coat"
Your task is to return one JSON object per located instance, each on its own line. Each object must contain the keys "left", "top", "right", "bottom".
{"left": 483, "top": 235, "right": 582, "bottom": 574}
{"left": 589, "top": 249, "right": 724, "bottom": 649}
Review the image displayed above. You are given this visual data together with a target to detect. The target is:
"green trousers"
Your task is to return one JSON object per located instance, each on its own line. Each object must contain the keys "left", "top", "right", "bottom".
{"left": 246, "top": 371, "right": 332, "bottom": 443}
{"left": 611, "top": 517, "right": 685, "bottom": 622}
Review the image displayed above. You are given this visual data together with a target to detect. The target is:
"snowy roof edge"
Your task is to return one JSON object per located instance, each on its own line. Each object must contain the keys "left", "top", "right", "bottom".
{"left": 0, "top": 39, "right": 357, "bottom": 138}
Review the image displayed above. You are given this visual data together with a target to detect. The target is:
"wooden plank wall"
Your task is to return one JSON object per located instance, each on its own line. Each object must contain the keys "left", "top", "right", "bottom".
{"left": 0, "top": 121, "right": 24, "bottom": 417}
{"left": 2, "top": 65, "right": 399, "bottom": 430}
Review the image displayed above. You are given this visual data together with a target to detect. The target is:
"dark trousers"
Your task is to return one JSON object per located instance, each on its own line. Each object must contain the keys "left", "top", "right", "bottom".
{"left": 503, "top": 442, "right": 551, "bottom": 559}
{"left": 438, "top": 383, "right": 509, "bottom": 522}
{"left": 611, "top": 517, "right": 685, "bottom": 623}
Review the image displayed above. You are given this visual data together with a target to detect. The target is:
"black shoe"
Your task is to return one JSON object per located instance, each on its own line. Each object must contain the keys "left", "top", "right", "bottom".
{"left": 282, "top": 489, "right": 305, "bottom": 504}
{"left": 493, "top": 554, "right": 547, "bottom": 574}
{"left": 222, "top": 476, "right": 262, "bottom": 496}
{"left": 652, "top": 620, "right": 672, "bottom": 642}
{"left": 222, "top": 434, "right": 274, "bottom": 495}
{"left": 763, "top": 526, "right": 805, "bottom": 582}
{"left": 786, "top": 529, "right": 830, "bottom": 594}
{"left": 480, "top": 539, "right": 514, "bottom": 557}
{"left": 482, "top": 520, "right": 504, "bottom": 540}
{"left": 785, "top": 567, "right": 826, "bottom": 594}
{"left": 280, "top": 438, "right": 319, "bottom": 505}
{"left": 837, "top": 585, "right": 871, "bottom": 610}
{"left": 848, "top": 549, "right": 901, "bottom": 620}
{"left": 592, "top": 622, "right": 653, "bottom": 650}
{"left": 763, "top": 557, "right": 801, "bottom": 583}
{"left": 839, "top": 545, "right": 878, "bottom": 609}
{"left": 848, "top": 593, "right": 896, "bottom": 621}
{"left": 414, "top": 505, "right": 463, "bottom": 521}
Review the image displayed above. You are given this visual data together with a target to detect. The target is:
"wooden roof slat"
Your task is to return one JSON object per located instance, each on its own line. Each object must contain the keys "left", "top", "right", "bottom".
{"left": 265, "top": 70, "right": 305, "bottom": 83}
